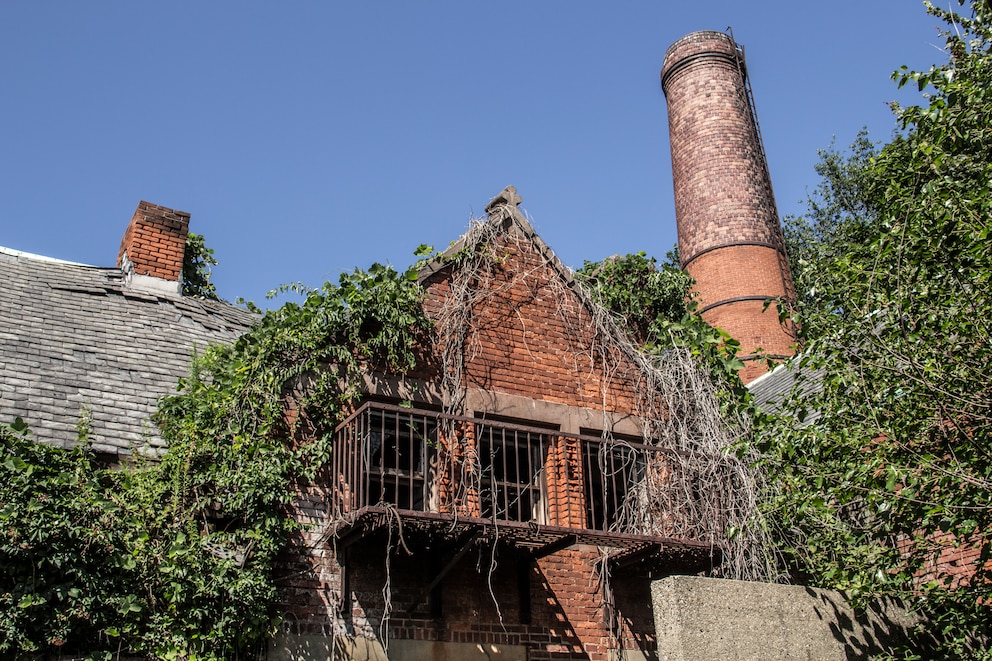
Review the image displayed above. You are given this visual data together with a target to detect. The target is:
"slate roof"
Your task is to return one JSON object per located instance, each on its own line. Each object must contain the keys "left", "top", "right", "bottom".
{"left": 747, "top": 358, "right": 824, "bottom": 417}
{"left": 0, "top": 246, "right": 256, "bottom": 458}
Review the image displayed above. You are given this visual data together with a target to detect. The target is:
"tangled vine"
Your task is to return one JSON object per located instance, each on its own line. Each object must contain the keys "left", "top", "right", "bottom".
{"left": 435, "top": 203, "right": 777, "bottom": 583}
{"left": 1, "top": 260, "right": 432, "bottom": 659}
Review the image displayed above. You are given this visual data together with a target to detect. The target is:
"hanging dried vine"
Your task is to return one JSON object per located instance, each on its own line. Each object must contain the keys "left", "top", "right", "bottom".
{"left": 428, "top": 200, "right": 779, "bottom": 584}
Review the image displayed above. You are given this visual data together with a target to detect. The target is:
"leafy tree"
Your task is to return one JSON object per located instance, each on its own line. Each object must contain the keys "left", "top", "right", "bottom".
{"left": 576, "top": 249, "right": 748, "bottom": 398}
{"left": 758, "top": 1, "right": 992, "bottom": 656}
{"left": 782, "top": 130, "right": 881, "bottom": 316}
{"left": 182, "top": 232, "right": 219, "bottom": 300}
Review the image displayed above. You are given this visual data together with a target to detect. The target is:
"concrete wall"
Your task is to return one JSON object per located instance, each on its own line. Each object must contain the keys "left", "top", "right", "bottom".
{"left": 650, "top": 576, "right": 919, "bottom": 660}
{"left": 271, "top": 634, "right": 527, "bottom": 661}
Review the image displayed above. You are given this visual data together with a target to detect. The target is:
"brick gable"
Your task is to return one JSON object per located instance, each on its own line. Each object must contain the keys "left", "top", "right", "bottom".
{"left": 274, "top": 195, "right": 714, "bottom": 660}
{"left": 422, "top": 212, "right": 643, "bottom": 419}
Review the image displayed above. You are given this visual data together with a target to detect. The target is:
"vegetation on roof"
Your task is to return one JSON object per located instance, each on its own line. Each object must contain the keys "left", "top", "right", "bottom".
{"left": 181, "top": 232, "right": 219, "bottom": 300}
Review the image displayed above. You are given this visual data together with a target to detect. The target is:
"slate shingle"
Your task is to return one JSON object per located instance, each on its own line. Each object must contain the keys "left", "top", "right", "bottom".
{"left": 0, "top": 247, "right": 256, "bottom": 458}
{"left": 747, "top": 359, "right": 824, "bottom": 418}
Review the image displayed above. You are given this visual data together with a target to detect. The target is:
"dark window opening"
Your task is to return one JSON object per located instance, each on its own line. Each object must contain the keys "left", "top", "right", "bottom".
{"left": 365, "top": 409, "right": 436, "bottom": 511}
{"left": 475, "top": 422, "right": 552, "bottom": 524}
{"left": 583, "top": 440, "right": 646, "bottom": 532}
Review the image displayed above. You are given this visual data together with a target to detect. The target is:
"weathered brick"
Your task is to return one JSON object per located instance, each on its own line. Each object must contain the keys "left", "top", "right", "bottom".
{"left": 662, "top": 31, "right": 797, "bottom": 382}
{"left": 117, "top": 200, "right": 190, "bottom": 281}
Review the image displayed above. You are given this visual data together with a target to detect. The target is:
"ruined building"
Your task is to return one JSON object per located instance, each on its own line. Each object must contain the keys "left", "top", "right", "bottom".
{"left": 2, "top": 30, "right": 905, "bottom": 661}
{"left": 274, "top": 186, "right": 759, "bottom": 660}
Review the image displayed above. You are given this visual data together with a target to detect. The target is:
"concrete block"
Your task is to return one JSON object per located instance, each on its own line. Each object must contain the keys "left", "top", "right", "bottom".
{"left": 650, "top": 576, "right": 919, "bottom": 661}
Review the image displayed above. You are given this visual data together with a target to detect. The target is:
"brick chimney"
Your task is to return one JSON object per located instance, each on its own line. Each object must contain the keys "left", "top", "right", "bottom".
{"left": 117, "top": 201, "right": 189, "bottom": 292}
{"left": 661, "top": 31, "right": 796, "bottom": 383}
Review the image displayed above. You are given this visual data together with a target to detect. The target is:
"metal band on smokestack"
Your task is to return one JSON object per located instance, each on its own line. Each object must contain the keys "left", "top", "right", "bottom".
{"left": 661, "top": 30, "right": 796, "bottom": 383}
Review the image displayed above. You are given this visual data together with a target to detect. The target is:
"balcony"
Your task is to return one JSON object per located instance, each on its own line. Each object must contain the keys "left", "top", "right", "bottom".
{"left": 327, "top": 402, "right": 721, "bottom": 573}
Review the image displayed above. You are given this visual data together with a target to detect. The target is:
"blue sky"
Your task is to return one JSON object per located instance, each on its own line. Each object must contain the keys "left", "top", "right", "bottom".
{"left": 1, "top": 2, "right": 945, "bottom": 307}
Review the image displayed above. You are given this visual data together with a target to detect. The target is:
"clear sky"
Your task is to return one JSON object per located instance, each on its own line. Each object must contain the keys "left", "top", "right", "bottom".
{"left": 1, "top": 2, "right": 945, "bottom": 307}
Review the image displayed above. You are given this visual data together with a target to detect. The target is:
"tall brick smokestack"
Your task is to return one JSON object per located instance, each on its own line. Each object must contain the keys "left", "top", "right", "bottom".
{"left": 661, "top": 31, "right": 796, "bottom": 383}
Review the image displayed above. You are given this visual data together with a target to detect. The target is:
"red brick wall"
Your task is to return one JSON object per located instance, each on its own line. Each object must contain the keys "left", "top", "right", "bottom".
{"left": 909, "top": 531, "right": 989, "bottom": 590}
{"left": 117, "top": 200, "right": 190, "bottom": 281}
{"left": 435, "top": 420, "right": 481, "bottom": 517}
{"left": 662, "top": 31, "right": 796, "bottom": 382}
{"left": 546, "top": 435, "right": 587, "bottom": 529}
{"left": 277, "top": 533, "right": 647, "bottom": 659}
{"left": 422, "top": 230, "right": 643, "bottom": 416}
{"left": 275, "top": 222, "right": 659, "bottom": 659}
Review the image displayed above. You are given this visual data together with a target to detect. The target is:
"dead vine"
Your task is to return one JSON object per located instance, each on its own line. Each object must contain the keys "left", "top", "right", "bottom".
{"left": 320, "top": 196, "right": 778, "bottom": 652}
{"left": 432, "top": 202, "right": 778, "bottom": 585}
{"left": 561, "top": 256, "right": 779, "bottom": 583}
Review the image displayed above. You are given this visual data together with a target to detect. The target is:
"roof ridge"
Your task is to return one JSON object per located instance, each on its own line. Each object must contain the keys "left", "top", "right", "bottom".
{"left": 0, "top": 244, "right": 99, "bottom": 268}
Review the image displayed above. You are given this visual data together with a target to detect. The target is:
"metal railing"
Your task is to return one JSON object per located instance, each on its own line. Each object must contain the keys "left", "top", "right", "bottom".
{"left": 329, "top": 402, "right": 677, "bottom": 534}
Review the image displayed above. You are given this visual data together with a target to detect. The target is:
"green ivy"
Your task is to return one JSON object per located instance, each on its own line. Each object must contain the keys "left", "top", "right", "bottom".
{"left": 182, "top": 233, "right": 219, "bottom": 300}
{"left": 575, "top": 251, "right": 691, "bottom": 345}
{"left": 576, "top": 250, "right": 749, "bottom": 405}
{"left": 1, "top": 258, "right": 432, "bottom": 659}
{"left": 0, "top": 419, "right": 136, "bottom": 658}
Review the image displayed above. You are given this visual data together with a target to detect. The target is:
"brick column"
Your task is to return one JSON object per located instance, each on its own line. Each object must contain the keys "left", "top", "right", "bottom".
{"left": 546, "top": 435, "right": 587, "bottom": 528}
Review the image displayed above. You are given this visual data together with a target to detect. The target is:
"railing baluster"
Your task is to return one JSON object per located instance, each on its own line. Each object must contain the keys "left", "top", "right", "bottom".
{"left": 406, "top": 413, "right": 414, "bottom": 509}
{"left": 397, "top": 412, "right": 403, "bottom": 508}
{"left": 589, "top": 441, "right": 597, "bottom": 529}
{"left": 606, "top": 444, "right": 623, "bottom": 528}
{"left": 360, "top": 410, "right": 368, "bottom": 509}
{"left": 561, "top": 435, "right": 568, "bottom": 526}
{"left": 405, "top": 413, "right": 411, "bottom": 509}
{"left": 503, "top": 429, "right": 511, "bottom": 520}
{"left": 393, "top": 412, "right": 401, "bottom": 508}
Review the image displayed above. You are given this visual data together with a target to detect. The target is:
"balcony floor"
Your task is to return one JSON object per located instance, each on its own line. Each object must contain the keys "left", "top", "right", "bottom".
{"left": 330, "top": 506, "right": 722, "bottom": 575}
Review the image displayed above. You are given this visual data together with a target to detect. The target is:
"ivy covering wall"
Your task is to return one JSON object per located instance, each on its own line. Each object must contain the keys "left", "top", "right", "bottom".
{"left": 1, "top": 259, "right": 431, "bottom": 659}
